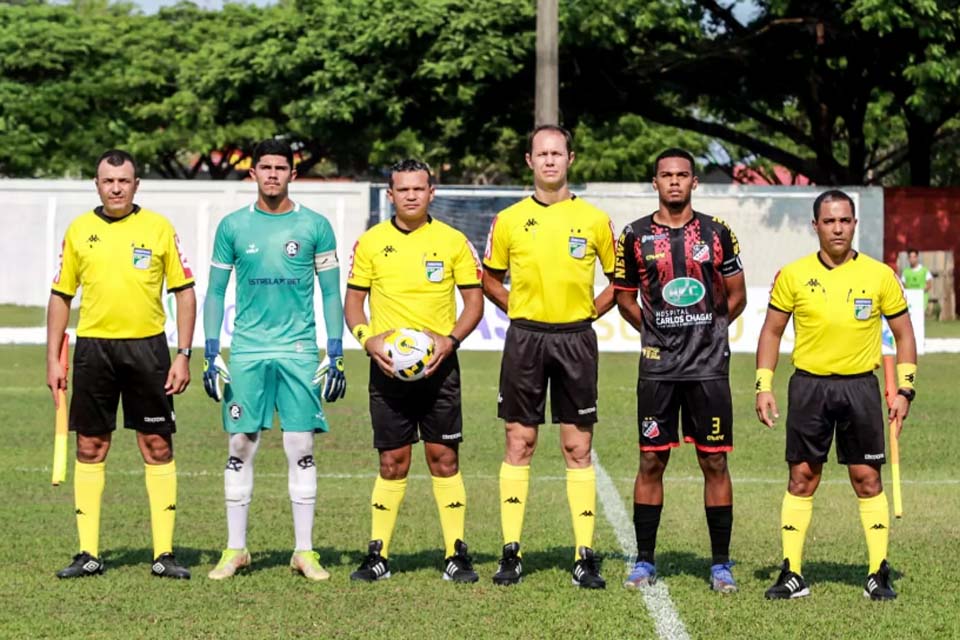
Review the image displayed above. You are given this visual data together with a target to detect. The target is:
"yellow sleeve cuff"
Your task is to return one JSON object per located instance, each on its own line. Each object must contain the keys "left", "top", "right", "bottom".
{"left": 896, "top": 363, "right": 916, "bottom": 389}
{"left": 755, "top": 368, "right": 774, "bottom": 394}
{"left": 351, "top": 324, "right": 371, "bottom": 349}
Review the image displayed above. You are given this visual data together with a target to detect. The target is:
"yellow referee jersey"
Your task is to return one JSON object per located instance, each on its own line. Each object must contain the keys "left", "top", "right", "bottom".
{"left": 483, "top": 196, "right": 615, "bottom": 323}
{"left": 347, "top": 216, "right": 481, "bottom": 335}
{"left": 52, "top": 206, "right": 195, "bottom": 339}
{"left": 769, "top": 251, "right": 908, "bottom": 375}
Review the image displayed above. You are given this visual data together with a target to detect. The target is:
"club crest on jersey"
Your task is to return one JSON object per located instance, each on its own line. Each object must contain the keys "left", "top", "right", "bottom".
{"left": 132, "top": 247, "right": 152, "bottom": 270}
{"left": 569, "top": 236, "right": 587, "bottom": 259}
{"left": 284, "top": 240, "right": 300, "bottom": 258}
{"left": 854, "top": 298, "right": 873, "bottom": 320}
{"left": 228, "top": 403, "right": 242, "bottom": 421}
{"left": 425, "top": 260, "right": 444, "bottom": 283}
{"left": 641, "top": 419, "right": 660, "bottom": 439}
{"left": 692, "top": 243, "right": 710, "bottom": 263}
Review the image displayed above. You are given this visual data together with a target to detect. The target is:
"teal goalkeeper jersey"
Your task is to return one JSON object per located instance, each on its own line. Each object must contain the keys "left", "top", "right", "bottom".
{"left": 211, "top": 202, "right": 339, "bottom": 358}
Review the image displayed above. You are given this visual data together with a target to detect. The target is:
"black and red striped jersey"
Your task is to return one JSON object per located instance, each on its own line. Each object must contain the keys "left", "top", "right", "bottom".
{"left": 614, "top": 211, "right": 743, "bottom": 380}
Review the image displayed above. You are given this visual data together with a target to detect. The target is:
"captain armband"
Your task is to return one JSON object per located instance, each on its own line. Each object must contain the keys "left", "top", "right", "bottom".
{"left": 755, "top": 368, "right": 774, "bottom": 394}
{"left": 896, "top": 363, "right": 917, "bottom": 390}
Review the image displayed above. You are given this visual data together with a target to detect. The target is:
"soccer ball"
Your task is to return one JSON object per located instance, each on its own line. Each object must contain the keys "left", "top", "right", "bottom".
{"left": 383, "top": 329, "right": 434, "bottom": 381}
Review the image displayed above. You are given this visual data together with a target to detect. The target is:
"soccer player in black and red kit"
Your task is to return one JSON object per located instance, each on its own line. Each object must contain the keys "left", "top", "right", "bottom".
{"left": 614, "top": 148, "right": 746, "bottom": 592}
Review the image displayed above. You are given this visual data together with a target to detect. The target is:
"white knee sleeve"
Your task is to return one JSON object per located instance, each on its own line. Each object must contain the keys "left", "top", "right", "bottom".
{"left": 224, "top": 432, "right": 258, "bottom": 506}
{"left": 283, "top": 431, "right": 316, "bottom": 505}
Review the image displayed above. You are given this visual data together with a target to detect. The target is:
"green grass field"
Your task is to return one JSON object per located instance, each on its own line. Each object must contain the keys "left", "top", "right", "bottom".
{"left": 0, "top": 305, "right": 79, "bottom": 328}
{"left": 2, "top": 346, "right": 958, "bottom": 640}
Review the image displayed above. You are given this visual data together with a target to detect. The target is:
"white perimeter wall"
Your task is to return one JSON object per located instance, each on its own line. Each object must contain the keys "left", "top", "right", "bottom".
{"left": 5, "top": 181, "right": 920, "bottom": 353}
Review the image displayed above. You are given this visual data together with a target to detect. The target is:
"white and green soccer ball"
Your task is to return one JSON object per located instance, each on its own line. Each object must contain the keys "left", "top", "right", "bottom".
{"left": 383, "top": 328, "right": 434, "bottom": 381}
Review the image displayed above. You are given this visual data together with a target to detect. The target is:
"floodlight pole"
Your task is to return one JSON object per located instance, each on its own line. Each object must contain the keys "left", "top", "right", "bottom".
{"left": 535, "top": 0, "right": 559, "bottom": 127}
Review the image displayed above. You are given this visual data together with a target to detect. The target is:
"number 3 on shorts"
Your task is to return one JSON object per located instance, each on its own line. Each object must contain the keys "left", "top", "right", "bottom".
{"left": 711, "top": 416, "right": 721, "bottom": 435}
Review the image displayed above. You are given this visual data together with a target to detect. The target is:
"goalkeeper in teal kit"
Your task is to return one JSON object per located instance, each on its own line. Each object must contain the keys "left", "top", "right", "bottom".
{"left": 202, "top": 139, "right": 346, "bottom": 581}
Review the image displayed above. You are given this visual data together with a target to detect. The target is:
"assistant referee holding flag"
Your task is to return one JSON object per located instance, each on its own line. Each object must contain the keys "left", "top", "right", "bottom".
{"left": 47, "top": 149, "right": 196, "bottom": 579}
{"left": 756, "top": 189, "right": 916, "bottom": 601}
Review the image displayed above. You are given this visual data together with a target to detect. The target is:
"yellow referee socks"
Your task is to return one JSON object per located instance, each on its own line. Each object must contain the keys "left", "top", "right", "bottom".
{"left": 499, "top": 462, "right": 530, "bottom": 551}
{"left": 566, "top": 465, "right": 597, "bottom": 560}
{"left": 370, "top": 476, "right": 407, "bottom": 558}
{"left": 859, "top": 493, "right": 890, "bottom": 574}
{"left": 144, "top": 461, "right": 177, "bottom": 559}
{"left": 74, "top": 461, "right": 106, "bottom": 557}
{"left": 780, "top": 492, "right": 813, "bottom": 575}
{"left": 431, "top": 472, "right": 466, "bottom": 558}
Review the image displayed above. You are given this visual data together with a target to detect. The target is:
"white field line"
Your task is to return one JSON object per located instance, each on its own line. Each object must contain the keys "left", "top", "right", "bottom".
{"left": 12, "top": 466, "right": 960, "bottom": 486}
{"left": 592, "top": 450, "right": 690, "bottom": 640}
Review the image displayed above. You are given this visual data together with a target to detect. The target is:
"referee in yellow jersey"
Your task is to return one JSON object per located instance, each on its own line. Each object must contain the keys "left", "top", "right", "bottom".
{"left": 482, "top": 125, "right": 616, "bottom": 589}
{"left": 345, "top": 159, "right": 484, "bottom": 583}
{"left": 756, "top": 189, "right": 916, "bottom": 601}
{"left": 46, "top": 150, "right": 196, "bottom": 579}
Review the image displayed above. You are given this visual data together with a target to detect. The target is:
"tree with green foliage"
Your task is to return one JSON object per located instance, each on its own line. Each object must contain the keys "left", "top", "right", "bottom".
{"left": 1, "top": 0, "right": 958, "bottom": 185}
{"left": 562, "top": 0, "right": 960, "bottom": 185}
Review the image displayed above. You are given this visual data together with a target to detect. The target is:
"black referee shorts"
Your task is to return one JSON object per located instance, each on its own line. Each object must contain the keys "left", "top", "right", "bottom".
{"left": 368, "top": 353, "right": 462, "bottom": 450}
{"left": 497, "top": 319, "right": 599, "bottom": 426}
{"left": 70, "top": 333, "right": 176, "bottom": 436}
{"left": 785, "top": 370, "right": 885, "bottom": 465}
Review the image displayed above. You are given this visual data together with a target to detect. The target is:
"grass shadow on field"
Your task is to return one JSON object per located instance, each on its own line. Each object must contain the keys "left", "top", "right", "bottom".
{"left": 626, "top": 550, "right": 714, "bottom": 587}
{"left": 104, "top": 546, "right": 207, "bottom": 570}
{"left": 241, "top": 546, "right": 343, "bottom": 574}
{"left": 753, "top": 560, "right": 902, "bottom": 588}
{"left": 354, "top": 547, "right": 500, "bottom": 577}
{"left": 505, "top": 546, "right": 599, "bottom": 577}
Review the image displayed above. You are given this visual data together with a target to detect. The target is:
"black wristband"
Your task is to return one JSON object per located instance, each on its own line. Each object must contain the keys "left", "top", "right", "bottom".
{"left": 177, "top": 348, "right": 192, "bottom": 359}
{"left": 448, "top": 334, "right": 461, "bottom": 350}
{"left": 897, "top": 388, "right": 916, "bottom": 402}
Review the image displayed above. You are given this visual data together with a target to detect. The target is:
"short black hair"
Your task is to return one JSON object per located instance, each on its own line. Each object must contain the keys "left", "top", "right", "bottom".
{"left": 907, "top": 248, "right": 919, "bottom": 256}
{"left": 812, "top": 189, "right": 856, "bottom": 221}
{"left": 388, "top": 158, "right": 435, "bottom": 187}
{"left": 527, "top": 124, "right": 573, "bottom": 154}
{"left": 95, "top": 149, "right": 138, "bottom": 178}
{"left": 653, "top": 148, "right": 696, "bottom": 176}
{"left": 252, "top": 139, "right": 294, "bottom": 168}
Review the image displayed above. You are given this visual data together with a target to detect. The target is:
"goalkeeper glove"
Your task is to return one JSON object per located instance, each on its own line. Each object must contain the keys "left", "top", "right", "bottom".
{"left": 313, "top": 338, "right": 346, "bottom": 402}
{"left": 202, "top": 338, "right": 231, "bottom": 402}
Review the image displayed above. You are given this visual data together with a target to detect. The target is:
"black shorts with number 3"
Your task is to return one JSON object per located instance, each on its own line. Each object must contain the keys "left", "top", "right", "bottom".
{"left": 69, "top": 333, "right": 176, "bottom": 435}
{"left": 636, "top": 378, "right": 733, "bottom": 452}
{"left": 785, "top": 370, "right": 885, "bottom": 465}
{"left": 497, "top": 319, "right": 599, "bottom": 426}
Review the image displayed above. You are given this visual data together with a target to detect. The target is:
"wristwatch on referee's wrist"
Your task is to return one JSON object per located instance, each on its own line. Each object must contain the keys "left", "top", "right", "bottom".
{"left": 897, "top": 388, "right": 916, "bottom": 402}
{"left": 176, "top": 348, "right": 192, "bottom": 359}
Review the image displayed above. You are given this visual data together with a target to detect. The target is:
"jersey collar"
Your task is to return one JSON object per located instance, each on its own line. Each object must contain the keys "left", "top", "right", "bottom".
{"left": 817, "top": 250, "right": 859, "bottom": 270}
{"left": 390, "top": 214, "right": 432, "bottom": 235}
{"left": 249, "top": 201, "right": 300, "bottom": 216}
{"left": 531, "top": 194, "right": 577, "bottom": 207}
{"left": 94, "top": 204, "right": 140, "bottom": 224}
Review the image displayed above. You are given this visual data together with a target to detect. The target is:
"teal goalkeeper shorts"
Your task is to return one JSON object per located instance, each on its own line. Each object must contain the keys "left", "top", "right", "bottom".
{"left": 221, "top": 356, "right": 328, "bottom": 433}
